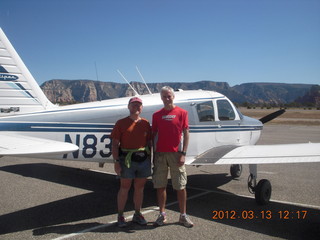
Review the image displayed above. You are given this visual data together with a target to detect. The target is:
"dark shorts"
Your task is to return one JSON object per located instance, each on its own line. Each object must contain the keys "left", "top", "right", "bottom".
{"left": 119, "top": 155, "right": 152, "bottom": 179}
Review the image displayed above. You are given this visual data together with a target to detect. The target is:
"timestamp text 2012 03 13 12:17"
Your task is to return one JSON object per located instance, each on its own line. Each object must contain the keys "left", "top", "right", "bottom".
{"left": 212, "top": 210, "right": 308, "bottom": 220}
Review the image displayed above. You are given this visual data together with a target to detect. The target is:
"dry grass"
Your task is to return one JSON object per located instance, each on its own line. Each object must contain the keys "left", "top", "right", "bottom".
{"left": 239, "top": 108, "right": 320, "bottom": 125}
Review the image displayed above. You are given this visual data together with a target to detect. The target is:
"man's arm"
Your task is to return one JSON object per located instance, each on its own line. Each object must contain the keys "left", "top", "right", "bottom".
{"left": 112, "top": 138, "right": 120, "bottom": 161}
{"left": 178, "top": 128, "right": 189, "bottom": 166}
{"left": 112, "top": 139, "right": 121, "bottom": 175}
{"left": 182, "top": 128, "right": 189, "bottom": 153}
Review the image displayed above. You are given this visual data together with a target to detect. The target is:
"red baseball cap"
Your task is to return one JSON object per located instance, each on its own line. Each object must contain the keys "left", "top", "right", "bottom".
{"left": 128, "top": 97, "right": 142, "bottom": 104}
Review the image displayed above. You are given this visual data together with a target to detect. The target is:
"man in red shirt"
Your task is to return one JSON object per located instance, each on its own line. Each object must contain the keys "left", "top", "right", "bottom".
{"left": 152, "top": 86, "right": 194, "bottom": 228}
{"left": 111, "top": 97, "right": 152, "bottom": 227}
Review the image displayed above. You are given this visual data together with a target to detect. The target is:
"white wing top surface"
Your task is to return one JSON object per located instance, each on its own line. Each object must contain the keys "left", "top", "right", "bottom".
{"left": 188, "top": 143, "right": 320, "bottom": 165}
{"left": 0, "top": 133, "right": 79, "bottom": 157}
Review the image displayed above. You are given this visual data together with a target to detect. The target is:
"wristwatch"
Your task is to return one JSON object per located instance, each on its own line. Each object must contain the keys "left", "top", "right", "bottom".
{"left": 180, "top": 151, "right": 187, "bottom": 156}
{"left": 113, "top": 159, "right": 120, "bottom": 163}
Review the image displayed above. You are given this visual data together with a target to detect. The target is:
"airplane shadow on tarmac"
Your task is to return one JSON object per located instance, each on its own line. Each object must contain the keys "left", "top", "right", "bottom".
{"left": 0, "top": 163, "right": 319, "bottom": 239}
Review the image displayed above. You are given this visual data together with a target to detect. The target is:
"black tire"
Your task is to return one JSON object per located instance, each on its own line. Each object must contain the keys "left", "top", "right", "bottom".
{"left": 255, "top": 179, "right": 272, "bottom": 205}
{"left": 230, "top": 164, "right": 242, "bottom": 178}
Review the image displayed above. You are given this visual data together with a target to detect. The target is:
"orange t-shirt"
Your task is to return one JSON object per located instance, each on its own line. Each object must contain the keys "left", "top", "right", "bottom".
{"left": 111, "top": 117, "right": 151, "bottom": 149}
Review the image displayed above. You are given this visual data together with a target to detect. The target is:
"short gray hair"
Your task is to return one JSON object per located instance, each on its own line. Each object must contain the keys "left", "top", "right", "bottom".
{"left": 160, "top": 86, "right": 175, "bottom": 97}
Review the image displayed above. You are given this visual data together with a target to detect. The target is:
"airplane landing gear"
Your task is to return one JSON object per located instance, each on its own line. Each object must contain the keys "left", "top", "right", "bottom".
{"left": 255, "top": 179, "right": 272, "bottom": 205}
{"left": 230, "top": 164, "right": 242, "bottom": 178}
{"left": 248, "top": 164, "right": 272, "bottom": 205}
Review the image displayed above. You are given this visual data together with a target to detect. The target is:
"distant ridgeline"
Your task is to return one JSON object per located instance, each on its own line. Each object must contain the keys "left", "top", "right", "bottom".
{"left": 40, "top": 79, "right": 320, "bottom": 107}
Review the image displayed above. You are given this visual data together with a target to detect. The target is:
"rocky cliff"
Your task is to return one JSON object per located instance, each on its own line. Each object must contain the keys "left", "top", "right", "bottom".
{"left": 40, "top": 79, "right": 318, "bottom": 106}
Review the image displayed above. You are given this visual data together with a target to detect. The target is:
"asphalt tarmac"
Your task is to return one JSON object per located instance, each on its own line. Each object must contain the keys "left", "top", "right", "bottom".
{"left": 1, "top": 124, "right": 320, "bottom": 240}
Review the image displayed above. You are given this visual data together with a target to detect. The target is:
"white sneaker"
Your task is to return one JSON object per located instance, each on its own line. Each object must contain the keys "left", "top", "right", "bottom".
{"left": 179, "top": 214, "right": 194, "bottom": 228}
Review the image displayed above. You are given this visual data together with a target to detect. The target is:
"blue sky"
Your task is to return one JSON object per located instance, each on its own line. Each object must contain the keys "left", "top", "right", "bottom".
{"left": 1, "top": 0, "right": 319, "bottom": 86}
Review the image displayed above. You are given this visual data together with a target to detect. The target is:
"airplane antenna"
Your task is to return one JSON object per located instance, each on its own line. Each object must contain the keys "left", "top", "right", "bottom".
{"left": 117, "top": 70, "right": 139, "bottom": 96}
{"left": 94, "top": 61, "right": 99, "bottom": 81}
{"left": 136, "top": 66, "right": 152, "bottom": 95}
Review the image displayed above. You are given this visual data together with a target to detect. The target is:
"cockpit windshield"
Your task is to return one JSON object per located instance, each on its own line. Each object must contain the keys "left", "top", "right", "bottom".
{"left": 217, "top": 100, "right": 235, "bottom": 120}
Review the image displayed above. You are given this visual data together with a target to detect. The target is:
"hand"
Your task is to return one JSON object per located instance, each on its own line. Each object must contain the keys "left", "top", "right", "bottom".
{"left": 177, "top": 154, "right": 185, "bottom": 167}
{"left": 114, "top": 162, "right": 121, "bottom": 176}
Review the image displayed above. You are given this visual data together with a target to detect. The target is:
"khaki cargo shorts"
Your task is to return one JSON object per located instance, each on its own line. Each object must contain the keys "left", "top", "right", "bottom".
{"left": 152, "top": 152, "right": 187, "bottom": 190}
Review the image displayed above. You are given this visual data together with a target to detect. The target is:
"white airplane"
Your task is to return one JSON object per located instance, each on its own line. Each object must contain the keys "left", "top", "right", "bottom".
{"left": 1, "top": 28, "right": 320, "bottom": 205}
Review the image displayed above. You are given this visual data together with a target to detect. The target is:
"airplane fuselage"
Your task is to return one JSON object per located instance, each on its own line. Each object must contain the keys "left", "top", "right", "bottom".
{"left": 0, "top": 90, "right": 263, "bottom": 164}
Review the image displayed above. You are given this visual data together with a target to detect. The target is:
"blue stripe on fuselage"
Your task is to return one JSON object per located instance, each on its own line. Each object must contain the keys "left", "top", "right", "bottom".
{"left": 0, "top": 122, "right": 262, "bottom": 133}
{"left": 0, "top": 122, "right": 114, "bottom": 133}
{"left": 189, "top": 125, "right": 262, "bottom": 133}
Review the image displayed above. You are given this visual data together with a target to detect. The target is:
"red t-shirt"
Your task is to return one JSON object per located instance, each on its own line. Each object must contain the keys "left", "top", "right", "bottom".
{"left": 111, "top": 117, "right": 151, "bottom": 149}
{"left": 152, "top": 106, "right": 189, "bottom": 152}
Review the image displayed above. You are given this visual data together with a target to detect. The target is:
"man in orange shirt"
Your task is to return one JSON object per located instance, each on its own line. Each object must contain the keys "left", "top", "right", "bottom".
{"left": 111, "top": 97, "right": 152, "bottom": 227}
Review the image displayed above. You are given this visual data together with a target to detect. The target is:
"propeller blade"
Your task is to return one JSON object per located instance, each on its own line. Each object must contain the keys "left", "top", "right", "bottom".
{"left": 259, "top": 109, "right": 285, "bottom": 124}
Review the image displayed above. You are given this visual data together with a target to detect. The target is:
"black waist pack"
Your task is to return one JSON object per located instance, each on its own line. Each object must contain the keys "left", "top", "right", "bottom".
{"left": 131, "top": 151, "right": 148, "bottom": 162}
{"left": 120, "top": 149, "right": 148, "bottom": 162}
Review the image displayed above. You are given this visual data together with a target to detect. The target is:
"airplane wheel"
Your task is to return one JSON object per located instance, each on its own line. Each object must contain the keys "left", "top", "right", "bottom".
{"left": 230, "top": 164, "right": 242, "bottom": 178}
{"left": 255, "top": 179, "right": 272, "bottom": 205}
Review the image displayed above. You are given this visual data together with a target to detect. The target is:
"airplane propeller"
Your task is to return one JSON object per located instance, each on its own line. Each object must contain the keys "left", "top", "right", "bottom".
{"left": 259, "top": 109, "right": 285, "bottom": 124}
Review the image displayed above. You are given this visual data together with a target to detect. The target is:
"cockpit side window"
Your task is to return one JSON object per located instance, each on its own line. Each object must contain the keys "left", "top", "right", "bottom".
{"left": 196, "top": 101, "right": 215, "bottom": 122}
{"left": 217, "top": 100, "right": 235, "bottom": 121}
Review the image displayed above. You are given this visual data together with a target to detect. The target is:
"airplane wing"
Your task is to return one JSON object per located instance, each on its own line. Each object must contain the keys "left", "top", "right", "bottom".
{"left": 189, "top": 143, "right": 320, "bottom": 165}
{"left": 0, "top": 133, "right": 79, "bottom": 157}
